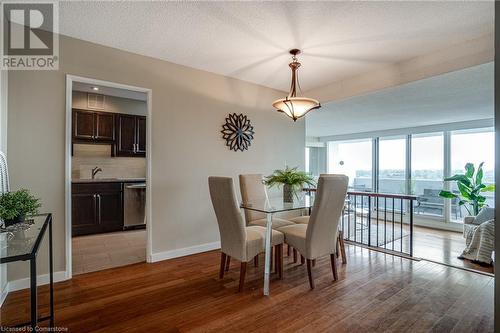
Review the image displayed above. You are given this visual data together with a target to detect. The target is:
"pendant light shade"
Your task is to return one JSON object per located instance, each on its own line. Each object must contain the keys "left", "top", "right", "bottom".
{"left": 273, "top": 49, "right": 320, "bottom": 121}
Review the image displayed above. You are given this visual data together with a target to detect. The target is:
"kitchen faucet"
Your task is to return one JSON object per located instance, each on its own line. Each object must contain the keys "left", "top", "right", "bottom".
{"left": 91, "top": 166, "right": 102, "bottom": 179}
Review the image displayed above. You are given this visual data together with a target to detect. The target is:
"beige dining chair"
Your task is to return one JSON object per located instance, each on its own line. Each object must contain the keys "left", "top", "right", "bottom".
{"left": 279, "top": 175, "right": 348, "bottom": 289}
{"left": 289, "top": 174, "right": 348, "bottom": 264}
{"left": 208, "top": 176, "right": 285, "bottom": 291}
{"left": 239, "top": 174, "right": 297, "bottom": 264}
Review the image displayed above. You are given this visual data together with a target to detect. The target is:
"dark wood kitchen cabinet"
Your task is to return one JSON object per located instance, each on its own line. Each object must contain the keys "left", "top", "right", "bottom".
{"left": 116, "top": 114, "right": 146, "bottom": 157}
{"left": 72, "top": 109, "right": 115, "bottom": 143}
{"left": 72, "top": 182, "right": 123, "bottom": 236}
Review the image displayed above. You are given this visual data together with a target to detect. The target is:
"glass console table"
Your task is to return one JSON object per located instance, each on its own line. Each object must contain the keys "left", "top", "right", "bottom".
{"left": 241, "top": 195, "right": 313, "bottom": 295}
{"left": 0, "top": 214, "right": 54, "bottom": 329}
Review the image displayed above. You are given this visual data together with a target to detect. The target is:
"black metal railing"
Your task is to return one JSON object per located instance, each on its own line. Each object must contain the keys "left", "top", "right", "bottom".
{"left": 341, "top": 191, "right": 417, "bottom": 257}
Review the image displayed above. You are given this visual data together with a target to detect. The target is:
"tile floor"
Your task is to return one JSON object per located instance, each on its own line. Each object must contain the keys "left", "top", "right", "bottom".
{"left": 72, "top": 230, "right": 146, "bottom": 275}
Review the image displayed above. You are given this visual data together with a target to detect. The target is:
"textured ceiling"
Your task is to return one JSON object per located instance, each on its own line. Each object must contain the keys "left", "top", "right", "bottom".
{"left": 306, "top": 62, "right": 494, "bottom": 137}
{"left": 59, "top": 1, "right": 493, "bottom": 92}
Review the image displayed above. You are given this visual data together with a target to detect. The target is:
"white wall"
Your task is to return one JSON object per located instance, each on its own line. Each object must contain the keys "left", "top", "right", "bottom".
{"left": 6, "top": 35, "right": 304, "bottom": 282}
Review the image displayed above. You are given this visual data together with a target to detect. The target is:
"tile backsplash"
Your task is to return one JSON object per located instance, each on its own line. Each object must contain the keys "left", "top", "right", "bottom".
{"left": 72, "top": 144, "right": 146, "bottom": 180}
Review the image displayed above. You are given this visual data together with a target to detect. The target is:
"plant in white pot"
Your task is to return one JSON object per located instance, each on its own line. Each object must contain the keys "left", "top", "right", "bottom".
{"left": 0, "top": 189, "right": 41, "bottom": 227}
{"left": 264, "top": 167, "right": 316, "bottom": 203}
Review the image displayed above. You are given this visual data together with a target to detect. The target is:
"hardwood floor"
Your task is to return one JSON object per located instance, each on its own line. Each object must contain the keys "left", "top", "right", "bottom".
{"left": 412, "top": 226, "right": 494, "bottom": 274}
{"left": 1, "top": 244, "right": 493, "bottom": 332}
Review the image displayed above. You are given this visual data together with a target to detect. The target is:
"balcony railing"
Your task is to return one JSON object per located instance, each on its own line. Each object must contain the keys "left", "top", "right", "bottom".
{"left": 341, "top": 191, "right": 417, "bottom": 257}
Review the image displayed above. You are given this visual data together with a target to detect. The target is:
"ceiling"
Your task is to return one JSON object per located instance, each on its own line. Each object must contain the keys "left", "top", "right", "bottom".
{"left": 305, "top": 62, "right": 494, "bottom": 138}
{"left": 59, "top": 1, "right": 493, "bottom": 92}
{"left": 72, "top": 82, "right": 147, "bottom": 101}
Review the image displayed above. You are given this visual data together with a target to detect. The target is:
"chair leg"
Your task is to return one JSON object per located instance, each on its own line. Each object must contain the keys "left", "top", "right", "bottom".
{"left": 293, "top": 249, "right": 298, "bottom": 263}
{"left": 301, "top": 255, "right": 305, "bottom": 265}
{"left": 277, "top": 244, "right": 283, "bottom": 279}
{"left": 330, "top": 254, "right": 338, "bottom": 281}
{"left": 338, "top": 231, "right": 347, "bottom": 264}
{"left": 336, "top": 238, "right": 340, "bottom": 258}
{"left": 254, "top": 255, "right": 259, "bottom": 267}
{"left": 306, "top": 259, "right": 315, "bottom": 289}
{"left": 274, "top": 245, "right": 279, "bottom": 274}
{"left": 287, "top": 244, "right": 291, "bottom": 256}
{"left": 312, "top": 259, "right": 316, "bottom": 267}
{"left": 238, "top": 262, "right": 247, "bottom": 292}
{"left": 219, "top": 252, "right": 226, "bottom": 279}
{"left": 225, "top": 256, "right": 231, "bottom": 271}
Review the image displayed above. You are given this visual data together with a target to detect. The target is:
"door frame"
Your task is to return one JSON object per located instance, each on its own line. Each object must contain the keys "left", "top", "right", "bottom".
{"left": 65, "top": 75, "right": 153, "bottom": 279}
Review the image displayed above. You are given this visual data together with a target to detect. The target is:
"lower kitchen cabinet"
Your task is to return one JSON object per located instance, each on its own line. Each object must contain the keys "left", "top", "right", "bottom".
{"left": 72, "top": 182, "right": 123, "bottom": 236}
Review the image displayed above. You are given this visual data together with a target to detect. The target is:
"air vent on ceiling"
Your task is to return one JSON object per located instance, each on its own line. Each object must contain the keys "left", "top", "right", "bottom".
{"left": 87, "top": 93, "right": 105, "bottom": 110}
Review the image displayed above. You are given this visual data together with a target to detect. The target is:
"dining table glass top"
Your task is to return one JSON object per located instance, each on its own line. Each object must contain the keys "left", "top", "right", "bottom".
{"left": 240, "top": 193, "right": 314, "bottom": 214}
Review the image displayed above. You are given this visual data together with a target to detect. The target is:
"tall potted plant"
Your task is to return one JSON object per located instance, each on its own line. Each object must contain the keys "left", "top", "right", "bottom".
{"left": 264, "top": 166, "right": 316, "bottom": 203}
{"left": 439, "top": 162, "right": 494, "bottom": 216}
{"left": 0, "top": 189, "right": 41, "bottom": 227}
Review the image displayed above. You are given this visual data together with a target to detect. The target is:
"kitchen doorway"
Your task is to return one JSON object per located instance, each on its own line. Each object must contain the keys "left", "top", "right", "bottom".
{"left": 65, "top": 75, "right": 152, "bottom": 277}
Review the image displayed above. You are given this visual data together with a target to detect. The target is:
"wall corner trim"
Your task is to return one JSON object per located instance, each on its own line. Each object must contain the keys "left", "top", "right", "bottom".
{"left": 150, "top": 241, "right": 221, "bottom": 263}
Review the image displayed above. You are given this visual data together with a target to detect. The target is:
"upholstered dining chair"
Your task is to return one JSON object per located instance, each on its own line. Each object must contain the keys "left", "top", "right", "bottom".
{"left": 288, "top": 174, "right": 348, "bottom": 264}
{"left": 239, "top": 174, "right": 297, "bottom": 264}
{"left": 208, "top": 176, "right": 285, "bottom": 291}
{"left": 279, "top": 175, "right": 348, "bottom": 289}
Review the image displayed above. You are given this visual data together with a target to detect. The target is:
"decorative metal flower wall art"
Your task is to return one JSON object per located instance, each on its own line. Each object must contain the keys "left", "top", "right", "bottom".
{"left": 221, "top": 113, "right": 255, "bottom": 152}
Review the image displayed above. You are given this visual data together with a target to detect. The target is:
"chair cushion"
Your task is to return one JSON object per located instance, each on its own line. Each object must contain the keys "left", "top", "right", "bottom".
{"left": 279, "top": 224, "right": 307, "bottom": 256}
{"left": 248, "top": 217, "right": 295, "bottom": 229}
{"left": 475, "top": 207, "right": 495, "bottom": 225}
{"left": 245, "top": 226, "right": 284, "bottom": 262}
{"left": 289, "top": 216, "right": 310, "bottom": 224}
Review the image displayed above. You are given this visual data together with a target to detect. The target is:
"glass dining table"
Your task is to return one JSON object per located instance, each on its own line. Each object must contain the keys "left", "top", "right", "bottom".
{"left": 240, "top": 194, "right": 314, "bottom": 296}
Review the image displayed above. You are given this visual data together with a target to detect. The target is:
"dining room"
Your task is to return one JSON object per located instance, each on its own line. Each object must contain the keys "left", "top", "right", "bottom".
{"left": 0, "top": 1, "right": 496, "bottom": 332}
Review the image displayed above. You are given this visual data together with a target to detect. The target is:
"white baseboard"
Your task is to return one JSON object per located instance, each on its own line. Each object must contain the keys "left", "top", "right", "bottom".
{"left": 150, "top": 241, "right": 221, "bottom": 263}
{"left": 0, "top": 270, "right": 68, "bottom": 307}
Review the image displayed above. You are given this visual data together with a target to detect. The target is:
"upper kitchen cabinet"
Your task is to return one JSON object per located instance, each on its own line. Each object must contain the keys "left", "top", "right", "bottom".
{"left": 73, "top": 109, "right": 116, "bottom": 143}
{"left": 117, "top": 114, "right": 146, "bottom": 157}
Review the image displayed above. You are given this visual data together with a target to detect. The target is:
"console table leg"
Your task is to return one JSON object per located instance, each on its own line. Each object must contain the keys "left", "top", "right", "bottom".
{"left": 49, "top": 217, "right": 54, "bottom": 327}
{"left": 30, "top": 258, "right": 37, "bottom": 329}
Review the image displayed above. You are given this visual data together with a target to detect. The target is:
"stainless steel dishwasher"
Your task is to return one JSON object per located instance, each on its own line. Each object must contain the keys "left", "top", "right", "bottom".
{"left": 124, "top": 182, "right": 146, "bottom": 228}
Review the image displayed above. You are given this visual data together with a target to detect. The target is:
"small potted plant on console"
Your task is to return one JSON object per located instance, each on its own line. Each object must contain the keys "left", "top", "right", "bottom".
{"left": 0, "top": 189, "right": 41, "bottom": 227}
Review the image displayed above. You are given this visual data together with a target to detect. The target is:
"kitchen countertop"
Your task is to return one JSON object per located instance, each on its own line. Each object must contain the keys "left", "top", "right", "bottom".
{"left": 72, "top": 178, "right": 146, "bottom": 184}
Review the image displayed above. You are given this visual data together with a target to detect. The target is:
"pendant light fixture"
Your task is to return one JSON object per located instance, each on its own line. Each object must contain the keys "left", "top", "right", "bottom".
{"left": 272, "top": 49, "right": 321, "bottom": 121}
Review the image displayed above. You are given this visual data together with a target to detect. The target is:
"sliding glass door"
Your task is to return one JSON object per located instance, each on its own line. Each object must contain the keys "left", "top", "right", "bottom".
{"left": 411, "top": 133, "right": 444, "bottom": 217}
{"left": 379, "top": 136, "right": 406, "bottom": 195}
{"left": 328, "top": 139, "right": 373, "bottom": 191}
{"left": 450, "top": 128, "right": 495, "bottom": 221}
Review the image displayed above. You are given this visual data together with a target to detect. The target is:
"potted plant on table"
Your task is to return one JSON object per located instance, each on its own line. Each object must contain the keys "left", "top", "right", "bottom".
{"left": 264, "top": 166, "right": 316, "bottom": 203}
{"left": 439, "top": 162, "right": 494, "bottom": 216}
{"left": 0, "top": 189, "right": 41, "bottom": 227}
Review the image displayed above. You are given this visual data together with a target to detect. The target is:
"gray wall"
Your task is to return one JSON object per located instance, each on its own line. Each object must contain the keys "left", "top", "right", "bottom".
{"left": 7, "top": 35, "right": 304, "bottom": 281}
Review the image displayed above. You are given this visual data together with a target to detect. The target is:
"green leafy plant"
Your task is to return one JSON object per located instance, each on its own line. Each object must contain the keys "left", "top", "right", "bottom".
{"left": 439, "top": 162, "right": 494, "bottom": 216}
{"left": 0, "top": 189, "right": 41, "bottom": 222}
{"left": 264, "top": 166, "right": 315, "bottom": 202}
